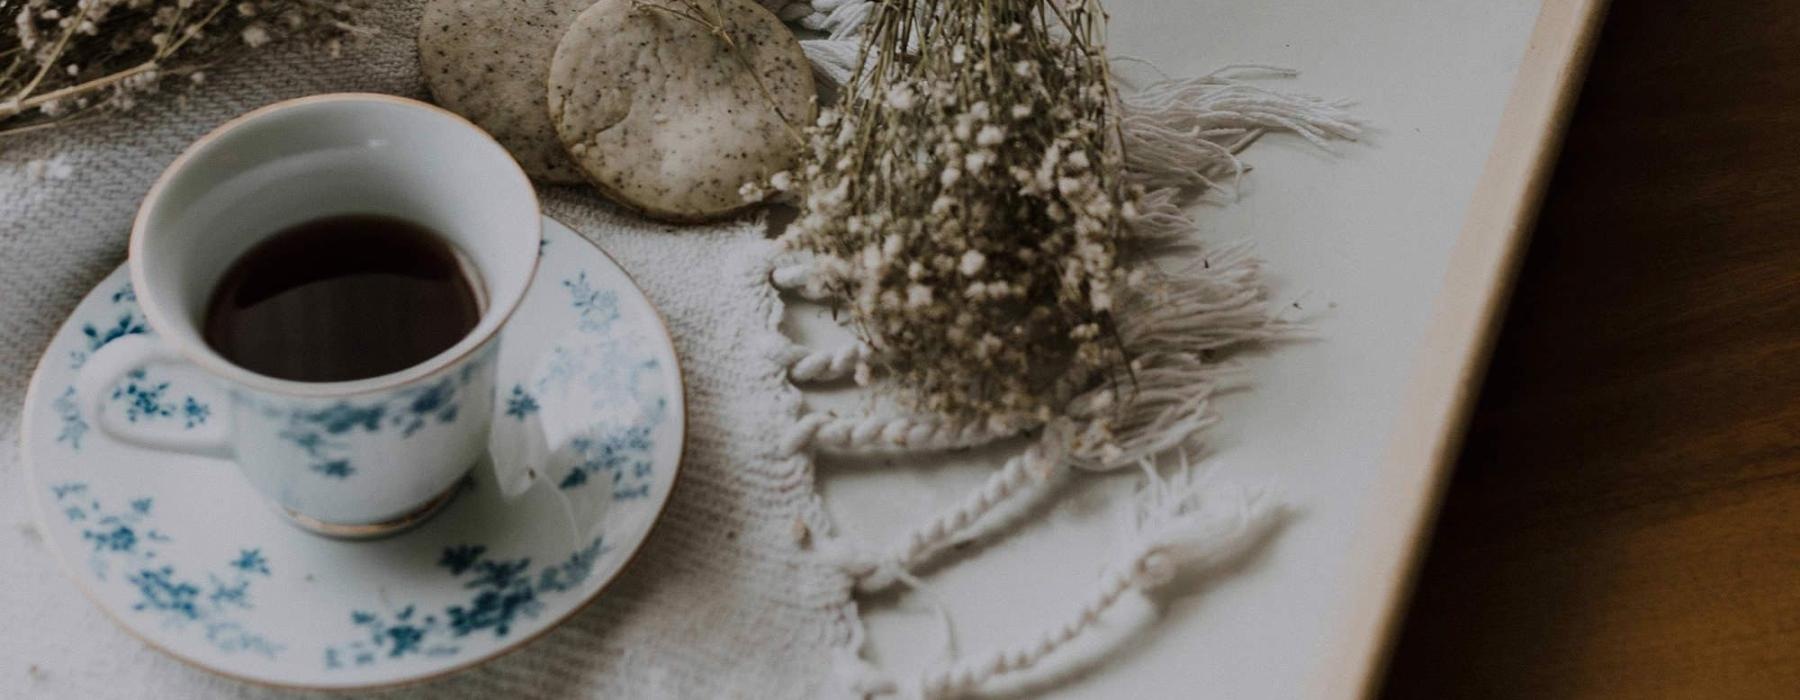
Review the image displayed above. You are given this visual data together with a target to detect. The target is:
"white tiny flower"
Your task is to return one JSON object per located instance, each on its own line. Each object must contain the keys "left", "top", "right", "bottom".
{"left": 959, "top": 250, "right": 987, "bottom": 276}
{"left": 1013, "top": 60, "right": 1035, "bottom": 77}
{"left": 1010, "top": 104, "right": 1032, "bottom": 119}
{"left": 939, "top": 167, "right": 962, "bottom": 188}
{"left": 237, "top": 2, "right": 258, "bottom": 17}
{"left": 241, "top": 24, "right": 270, "bottom": 47}
{"left": 905, "top": 285, "right": 933, "bottom": 309}
{"left": 884, "top": 84, "right": 916, "bottom": 110}
{"left": 975, "top": 125, "right": 1005, "bottom": 147}
{"left": 1099, "top": 443, "right": 1124, "bottom": 465}
{"left": 963, "top": 150, "right": 992, "bottom": 172}
{"left": 975, "top": 333, "right": 1003, "bottom": 358}
{"left": 951, "top": 44, "right": 967, "bottom": 64}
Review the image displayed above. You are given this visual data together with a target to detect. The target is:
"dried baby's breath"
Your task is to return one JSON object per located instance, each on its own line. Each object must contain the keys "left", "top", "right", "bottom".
{"left": 777, "top": 0, "right": 1139, "bottom": 424}
{"left": 0, "top": 0, "right": 373, "bottom": 138}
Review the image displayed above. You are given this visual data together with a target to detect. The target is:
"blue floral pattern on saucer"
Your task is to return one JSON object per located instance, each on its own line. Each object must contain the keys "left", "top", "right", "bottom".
{"left": 51, "top": 482, "right": 281, "bottom": 657}
{"left": 23, "top": 217, "right": 683, "bottom": 690}
{"left": 322, "top": 536, "right": 609, "bottom": 669}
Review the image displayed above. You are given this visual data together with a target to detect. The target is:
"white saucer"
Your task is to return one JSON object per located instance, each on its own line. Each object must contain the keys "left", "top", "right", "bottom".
{"left": 20, "top": 216, "right": 685, "bottom": 690}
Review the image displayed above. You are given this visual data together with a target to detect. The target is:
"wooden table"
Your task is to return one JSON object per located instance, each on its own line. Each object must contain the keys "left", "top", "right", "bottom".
{"left": 1379, "top": 2, "right": 1800, "bottom": 696}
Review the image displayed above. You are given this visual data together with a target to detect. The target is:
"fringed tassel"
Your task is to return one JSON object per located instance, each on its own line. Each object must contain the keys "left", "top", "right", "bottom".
{"left": 1061, "top": 237, "right": 1283, "bottom": 470}
{"left": 900, "top": 464, "right": 1284, "bottom": 699}
{"left": 1124, "top": 187, "right": 1201, "bottom": 243}
{"left": 1067, "top": 356, "right": 1234, "bottom": 469}
{"left": 1117, "top": 242, "right": 1288, "bottom": 354}
{"left": 1119, "top": 66, "right": 1362, "bottom": 195}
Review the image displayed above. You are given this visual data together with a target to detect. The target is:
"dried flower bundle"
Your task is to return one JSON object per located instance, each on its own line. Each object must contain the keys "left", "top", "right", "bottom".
{"left": 0, "top": 0, "right": 370, "bottom": 137}
{"left": 775, "top": 0, "right": 1138, "bottom": 424}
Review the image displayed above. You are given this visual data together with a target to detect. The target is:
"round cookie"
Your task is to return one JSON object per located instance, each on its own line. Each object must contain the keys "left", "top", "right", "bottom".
{"left": 547, "top": 0, "right": 815, "bottom": 222}
{"left": 419, "top": 0, "right": 592, "bottom": 184}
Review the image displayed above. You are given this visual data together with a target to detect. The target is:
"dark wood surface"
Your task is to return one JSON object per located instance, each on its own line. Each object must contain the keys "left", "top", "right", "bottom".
{"left": 1379, "top": 2, "right": 1800, "bottom": 698}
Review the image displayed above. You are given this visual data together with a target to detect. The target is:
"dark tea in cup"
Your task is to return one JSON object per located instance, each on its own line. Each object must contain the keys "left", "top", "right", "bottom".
{"left": 202, "top": 214, "right": 484, "bottom": 383}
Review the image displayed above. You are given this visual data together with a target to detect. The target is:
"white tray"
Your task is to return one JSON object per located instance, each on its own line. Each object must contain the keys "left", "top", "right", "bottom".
{"left": 807, "top": 1, "right": 1607, "bottom": 696}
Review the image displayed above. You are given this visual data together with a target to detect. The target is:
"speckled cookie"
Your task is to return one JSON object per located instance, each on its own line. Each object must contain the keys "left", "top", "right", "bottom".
{"left": 547, "top": 0, "right": 815, "bottom": 222}
{"left": 419, "top": 0, "right": 592, "bottom": 184}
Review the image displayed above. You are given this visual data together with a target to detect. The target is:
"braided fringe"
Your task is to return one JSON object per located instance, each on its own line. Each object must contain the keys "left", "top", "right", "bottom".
{"left": 909, "top": 465, "right": 1285, "bottom": 698}
{"left": 828, "top": 429, "right": 1066, "bottom": 593}
{"left": 762, "top": 0, "right": 875, "bottom": 88}
{"left": 760, "top": 5, "right": 1357, "bottom": 697}
{"left": 771, "top": 260, "right": 837, "bottom": 300}
{"left": 780, "top": 340, "right": 874, "bottom": 382}
{"left": 785, "top": 410, "right": 1024, "bottom": 454}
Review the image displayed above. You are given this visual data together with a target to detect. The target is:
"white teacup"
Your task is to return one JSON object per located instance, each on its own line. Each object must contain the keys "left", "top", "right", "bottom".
{"left": 75, "top": 94, "right": 540, "bottom": 538}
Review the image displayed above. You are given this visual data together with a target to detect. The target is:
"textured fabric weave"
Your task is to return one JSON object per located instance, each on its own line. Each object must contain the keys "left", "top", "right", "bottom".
{"left": 0, "top": 4, "right": 854, "bottom": 698}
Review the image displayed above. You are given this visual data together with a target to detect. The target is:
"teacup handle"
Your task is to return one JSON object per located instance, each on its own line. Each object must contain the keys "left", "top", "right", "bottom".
{"left": 75, "top": 335, "right": 234, "bottom": 459}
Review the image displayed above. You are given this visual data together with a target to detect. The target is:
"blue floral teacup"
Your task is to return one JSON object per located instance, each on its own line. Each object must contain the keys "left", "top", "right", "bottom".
{"left": 75, "top": 94, "right": 540, "bottom": 538}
